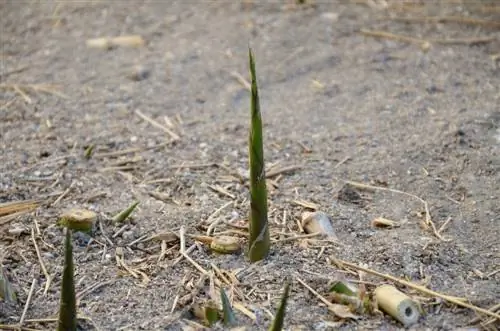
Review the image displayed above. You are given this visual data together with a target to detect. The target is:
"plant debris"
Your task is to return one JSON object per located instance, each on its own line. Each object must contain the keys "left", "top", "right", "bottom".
{"left": 374, "top": 284, "right": 421, "bottom": 326}
{"left": 58, "top": 209, "right": 96, "bottom": 233}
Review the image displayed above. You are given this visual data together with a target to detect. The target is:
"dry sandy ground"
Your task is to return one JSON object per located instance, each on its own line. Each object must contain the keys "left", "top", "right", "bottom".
{"left": 1, "top": 1, "right": 499, "bottom": 330}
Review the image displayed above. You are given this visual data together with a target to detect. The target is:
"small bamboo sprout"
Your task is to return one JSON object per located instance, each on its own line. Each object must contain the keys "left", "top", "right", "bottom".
{"left": 374, "top": 285, "right": 420, "bottom": 326}
{"left": 269, "top": 282, "right": 290, "bottom": 331}
{"left": 84, "top": 144, "right": 94, "bottom": 159}
{"left": 0, "top": 265, "right": 16, "bottom": 303}
{"left": 329, "top": 281, "right": 371, "bottom": 314}
{"left": 193, "top": 301, "right": 219, "bottom": 326}
{"left": 57, "top": 229, "right": 77, "bottom": 331}
{"left": 220, "top": 288, "right": 236, "bottom": 326}
{"left": 247, "top": 48, "right": 270, "bottom": 262}
{"left": 113, "top": 201, "right": 139, "bottom": 223}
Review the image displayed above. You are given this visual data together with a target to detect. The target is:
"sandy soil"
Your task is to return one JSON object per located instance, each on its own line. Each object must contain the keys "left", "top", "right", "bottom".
{"left": 1, "top": 1, "right": 499, "bottom": 330}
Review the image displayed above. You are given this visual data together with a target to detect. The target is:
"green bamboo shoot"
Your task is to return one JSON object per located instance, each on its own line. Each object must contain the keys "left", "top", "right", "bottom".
{"left": 247, "top": 48, "right": 270, "bottom": 262}
{"left": 57, "top": 229, "right": 77, "bottom": 331}
{"left": 269, "top": 281, "right": 290, "bottom": 331}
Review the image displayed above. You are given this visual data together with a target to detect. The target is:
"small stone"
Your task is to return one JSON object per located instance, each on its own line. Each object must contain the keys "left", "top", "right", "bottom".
{"left": 42, "top": 252, "right": 55, "bottom": 260}
{"left": 321, "top": 12, "right": 339, "bottom": 21}
{"left": 104, "top": 253, "right": 112, "bottom": 263}
{"left": 122, "top": 230, "right": 135, "bottom": 241}
{"left": 8, "top": 223, "right": 28, "bottom": 236}
{"left": 301, "top": 211, "right": 337, "bottom": 238}
{"left": 128, "top": 65, "right": 150, "bottom": 81}
{"left": 230, "top": 210, "right": 239, "bottom": 220}
{"left": 73, "top": 231, "right": 92, "bottom": 246}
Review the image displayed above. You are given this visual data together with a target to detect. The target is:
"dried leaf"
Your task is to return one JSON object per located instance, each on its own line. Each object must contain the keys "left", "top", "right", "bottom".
{"left": 327, "top": 303, "right": 360, "bottom": 320}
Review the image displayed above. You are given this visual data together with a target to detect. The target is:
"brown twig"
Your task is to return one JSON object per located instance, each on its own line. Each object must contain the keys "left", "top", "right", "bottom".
{"left": 0, "top": 98, "right": 17, "bottom": 110}
{"left": 272, "top": 232, "right": 322, "bottom": 243}
{"left": 291, "top": 199, "right": 319, "bottom": 210}
{"left": 274, "top": 46, "right": 305, "bottom": 74}
{"left": 167, "top": 162, "right": 215, "bottom": 170}
{"left": 388, "top": 16, "right": 500, "bottom": 28}
{"left": 429, "top": 36, "right": 497, "bottom": 45}
{"left": 31, "top": 228, "right": 51, "bottom": 295}
{"left": 334, "top": 156, "right": 351, "bottom": 168}
{"left": 206, "top": 217, "right": 224, "bottom": 236}
{"left": 179, "top": 226, "right": 186, "bottom": 254}
{"left": 30, "top": 84, "right": 69, "bottom": 99}
{"left": 437, "top": 217, "right": 452, "bottom": 236}
{"left": 0, "top": 65, "right": 29, "bottom": 79}
{"left": 170, "top": 244, "right": 196, "bottom": 266}
{"left": 233, "top": 301, "right": 257, "bottom": 321}
{"left": 98, "top": 219, "right": 114, "bottom": 247}
{"left": 0, "top": 83, "right": 68, "bottom": 100}
{"left": 207, "top": 184, "right": 236, "bottom": 199}
{"left": 135, "top": 109, "right": 180, "bottom": 141}
{"left": 266, "top": 165, "right": 302, "bottom": 179}
{"left": 19, "top": 278, "right": 37, "bottom": 326}
{"left": 99, "top": 165, "right": 138, "bottom": 172}
{"left": 342, "top": 179, "right": 446, "bottom": 241}
{"left": 93, "top": 142, "right": 170, "bottom": 159}
{"left": 181, "top": 251, "right": 209, "bottom": 275}
{"left": 0, "top": 211, "right": 32, "bottom": 226}
{"left": 0, "top": 200, "right": 40, "bottom": 217}
{"left": 0, "top": 325, "right": 42, "bottom": 331}
{"left": 360, "top": 29, "right": 431, "bottom": 50}
{"left": 296, "top": 276, "right": 336, "bottom": 308}
{"left": 51, "top": 181, "right": 74, "bottom": 206}
{"left": 229, "top": 71, "right": 251, "bottom": 90}
{"left": 204, "top": 201, "right": 234, "bottom": 225}
{"left": 23, "top": 314, "right": 100, "bottom": 329}
{"left": 76, "top": 280, "right": 114, "bottom": 303}
{"left": 469, "top": 303, "right": 500, "bottom": 325}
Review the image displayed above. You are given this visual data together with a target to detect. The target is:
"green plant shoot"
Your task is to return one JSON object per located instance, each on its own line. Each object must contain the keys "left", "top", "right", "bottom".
{"left": 269, "top": 282, "right": 290, "bottom": 331}
{"left": 113, "top": 201, "right": 139, "bottom": 223}
{"left": 247, "top": 48, "right": 270, "bottom": 262}
{"left": 220, "top": 288, "right": 236, "bottom": 325}
{"left": 57, "top": 229, "right": 77, "bottom": 331}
